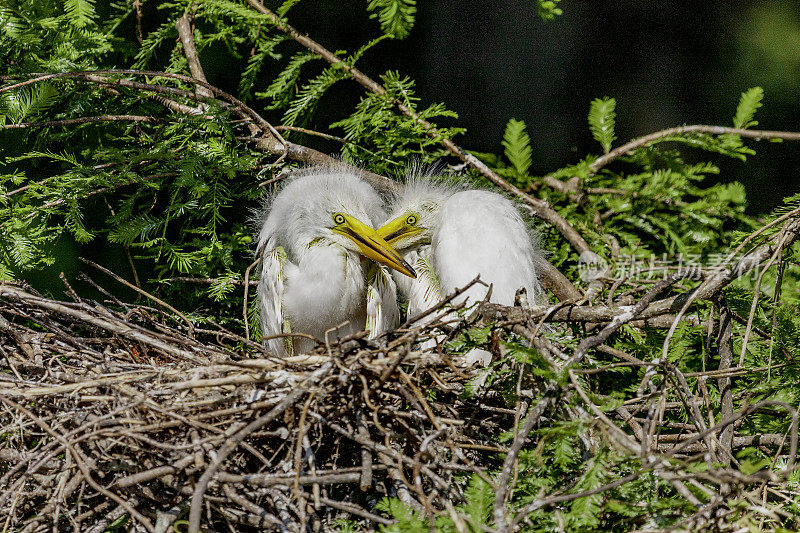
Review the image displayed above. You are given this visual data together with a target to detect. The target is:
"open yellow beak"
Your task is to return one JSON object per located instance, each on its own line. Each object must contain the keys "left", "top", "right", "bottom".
{"left": 335, "top": 215, "right": 416, "bottom": 278}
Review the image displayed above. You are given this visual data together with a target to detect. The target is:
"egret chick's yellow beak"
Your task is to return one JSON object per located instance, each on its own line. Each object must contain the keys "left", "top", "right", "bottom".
{"left": 376, "top": 215, "right": 424, "bottom": 246}
{"left": 333, "top": 215, "right": 417, "bottom": 278}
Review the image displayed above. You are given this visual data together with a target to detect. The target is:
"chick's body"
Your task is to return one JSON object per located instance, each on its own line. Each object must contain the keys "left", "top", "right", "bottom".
{"left": 381, "top": 176, "right": 545, "bottom": 316}
{"left": 256, "top": 169, "right": 402, "bottom": 356}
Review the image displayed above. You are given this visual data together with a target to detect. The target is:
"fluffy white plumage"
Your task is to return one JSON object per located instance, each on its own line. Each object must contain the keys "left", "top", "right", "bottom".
{"left": 381, "top": 175, "right": 546, "bottom": 316}
{"left": 255, "top": 168, "right": 401, "bottom": 356}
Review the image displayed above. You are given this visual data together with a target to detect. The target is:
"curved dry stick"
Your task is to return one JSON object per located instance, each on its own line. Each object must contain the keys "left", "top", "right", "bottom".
{"left": 526, "top": 125, "right": 800, "bottom": 212}
{"left": 242, "top": 256, "right": 260, "bottom": 342}
{"left": 492, "top": 386, "right": 559, "bottom": 531}
{"left": 480, "top": 216, "right": 800, "bottom": 336}
{"left": 3, "top": 69, "right": 282, "bottom": 142}
{"left": 187, "top": 362, "right": 332, "bottom": 533}
{"left": 175, "top": 13, "right": 214, "bottom": 101}
{"left": 0, "top": 284, "right": 207, "bottom": 363}
{"left": 577, "top": 273, "right": 689, "bottom": 360}
{"left": 534, "top": 255, "right": 582, "bottom": 301}
{"left": 591, "top": 125, "right": 800, "bottom": 175}
{"left": 531, "top": 125, "right": 800, "bottom": 205}
{"left": 80, "top": 257, "right": 195, "bottom": 337}
{"left": 738, "top": 223, "right": 791, "bottom": 366}
{"left": 492, "top": 275, "right": 688, "bottom": 531}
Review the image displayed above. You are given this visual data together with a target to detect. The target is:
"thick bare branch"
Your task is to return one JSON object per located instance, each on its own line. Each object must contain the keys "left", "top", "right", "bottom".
{"left": 175, "top": 13, "right": 214, "bottom": 100}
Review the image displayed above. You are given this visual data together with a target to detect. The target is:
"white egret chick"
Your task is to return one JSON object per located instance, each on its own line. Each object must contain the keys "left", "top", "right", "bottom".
{"left": 256, "top": 168, "right": 416, "bottom": 357}
{"left": 378, "top": 175, "right": 545, "bottom": 321}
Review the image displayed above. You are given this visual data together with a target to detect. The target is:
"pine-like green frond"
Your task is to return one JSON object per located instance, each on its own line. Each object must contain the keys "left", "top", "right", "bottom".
{"left": 65, "top": 206, "right": 94, "bottom": 243}
{"left": 239, "top": 34, "right": 287, "bottom": 101}
{"left": 64, "top": 0, "right": 97, "bottom": 28}
{"left": 276, "top": 0, "right": 303, "bottom": 17}
{"left": 366, "top": 0, "right": 417, "bottom": 39}
{"left": 460, "top": 475, "right": 493, "bottom": 529}
{"left": 209, "top": 271, "right": 240, "bottom": 302}
{"left": 258, "top": 51, "right": 318, "bottom": 109}
{"left": 163, "top": 243, "right": 203, "bottom": 273}
{"left": 376, "top": 497, "right": 426, "bottom": 532}
{"left": 733, "top": 86, "right": 764, "bottom": 129}
{"left": 588, "top": 96, "right": 616, "bottom": 153}
{"left": 10, "top": 149, "right": 79, "bottom": 166}
{"left": 331, "top": 71, "right": 462, "bottom": 173}
{"left": 502, "top": 118, "right": 532, "bottom": 176}
{"left": 108, "top": 214, "right": 163, "bottom": 246}
{"left": 197, "top": 0, "right": 278, "bottom": 26}
{"left": 0, "top": 84, "right": 60, "bottom": 124}
{"left": 134, "top": 20, "right": 178, "bottom": 69}
{"left": 247, "top": 296, "right": 262, "bottom": 343}
{"left": 536, "top": 0, "right": 563, "bottom": 20}
{"left": 0, "top": 7, "right": 26, "bottom": 40}
{"left": 282, "top": 65, "right": 347, "bottom": 126}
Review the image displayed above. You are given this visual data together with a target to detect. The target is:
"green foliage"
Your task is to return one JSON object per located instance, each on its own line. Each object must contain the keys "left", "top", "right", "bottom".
{"left": 379, "top": 475, "right": 494, "bottom": 533}
{"left": 733, "top": 86, "right": 764, "bottom": 129}
{"left": 588, "top": 96, "right": 616, "bottom": 153}
{"left": 0, "top": 83, "right": 59, "bottom": 125}
{"left": 502, "top": 118, "right": 533, "bottom": 177}
{"left": 377, "top": 497, "right": 427, "bottom": 532}
{"left": 283, "top": 64, "right": 349, "bottom": 126}
{"left": 331, "top": 518, "right": 360, "bottom": 532}
{"left": 258, "top": 51, "right": 319, "bottom": 109}
{"left": 534, "top": 90, "right": 767, "bottom": 276}
{"left": 458, "top": 475, "right": 493, "bottom": 530}
{"left": 239, "top": 34, "right": 288, "bottom": 101}
{"left": 265, "top": 36, "right": 390, "bottom": 126}
{"left": 536, "top": 0, "right": 563, "bottom": 20}
{"left": 332, "top": 71, "right": 464, "bottom": 174}
{"left": 367, "top": 0, "right": 417, "bottom": 39}
{"left": 64, "top": 0, "right": 97, "bottom": 28}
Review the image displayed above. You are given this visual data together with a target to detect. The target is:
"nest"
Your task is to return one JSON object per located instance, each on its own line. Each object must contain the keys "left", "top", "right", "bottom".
{"left": 0, "top": 275, "right": 797, "bottom": 532}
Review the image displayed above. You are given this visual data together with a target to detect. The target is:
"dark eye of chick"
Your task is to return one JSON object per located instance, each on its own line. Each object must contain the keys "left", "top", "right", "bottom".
{"left": 406, "top": 214, "right": 418, "bottom": 225}
{"left": 333, "top": 213, "right": 346, "bottom": 225}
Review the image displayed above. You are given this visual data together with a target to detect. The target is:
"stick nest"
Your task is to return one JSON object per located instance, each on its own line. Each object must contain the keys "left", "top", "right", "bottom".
{"left": 0, "top": 279, "right": 797, "bottom": 532}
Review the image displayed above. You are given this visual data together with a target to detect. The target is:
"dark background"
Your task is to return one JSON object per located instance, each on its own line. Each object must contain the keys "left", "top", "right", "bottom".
{"left": 258, "top": 0, "right": 800, "bottom": 213}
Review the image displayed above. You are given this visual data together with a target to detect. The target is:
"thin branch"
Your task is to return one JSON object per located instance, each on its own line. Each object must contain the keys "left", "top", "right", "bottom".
{"left": 0, "top": 283, "right": 208, "bottom": 363}
{"left": 274, "top": 125, "right": 347, "bottom": 143}
{"left": 591, "top": 125, "right": 800, "bottom": 174}
{"left": 0, "top": 395, "right": 156, "bottom": 533}
{"left": 22, "top": 172, "right": 176, "bottom": 219}
{"left": 133, "top": 0, "right": 143, "bottom": 43}
{"left": 163, "top": 276, "right": 257, "bottom": 286}
{"left": 0, "top": 115, "right": 159, "bottom": 130}
{"left": 243, "top": 257, "right": 260, "bottom": 342}
{"left": 493, "top": 388, "right": 559, "bottom": 531}
{"left": 79, "top": 257, "right": 194, "bottom": 337}
{"left": 511, "top": 400, "right": 798, "bottom": 522}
